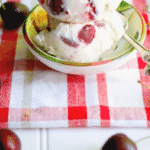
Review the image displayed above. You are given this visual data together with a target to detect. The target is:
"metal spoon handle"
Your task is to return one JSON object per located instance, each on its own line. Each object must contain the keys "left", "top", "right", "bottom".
{"left": 123, "top": 33, "right": 150, "bottom": 75}
{"left": 123, "top": 33, "right": 150, "bottom": 63}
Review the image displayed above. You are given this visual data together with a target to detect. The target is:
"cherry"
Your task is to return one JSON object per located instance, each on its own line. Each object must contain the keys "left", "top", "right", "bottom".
{"left": 0, "top": 2, "right": 29, "bottom": 29}
{"left": 39, "top": 0, "right": 45, "bottom": 5}
{"left": 88, "top": 0, "right": 96, "bottom": 14}
{"left": 48, "top": 0, "right": 68, "bottom": 15}
{"left": 85, "top": 0, "right": 97, "bottom": 21}
{"left": 94, "top": 21, "right": 105, "bottom": 28}
{"left": 78, "top": 25, "right": 95, "bottom": 44}
{"left": 101, "top": 133, "right": 137, "bottom": 150}
{"left": 0, "top": 129, "right": 21, "bottom": 150}
{"left": 60, "top": 36, "right": 79, "bottom": 48}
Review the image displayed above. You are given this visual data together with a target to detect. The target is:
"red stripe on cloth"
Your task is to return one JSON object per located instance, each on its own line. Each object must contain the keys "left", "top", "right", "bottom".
{"left": 34, "top": 60, "right": 53, "bottom": 71}
{"left": 110, "top": 107, "right": 147, "bottom": 120}
{"left": 67, "top": 75, "right": 86, "bottom": 106}
{"left": 9, "top": 107, "right": 68, "bottom": 122}
{"left": 0, "top": 28, "right": 18, "bottom": 128}
{"left": 97, "top": 73, "right": 110, "bottom": 126}
{"left": 132, "top": 0, "right": 147, "bottom": 13}
{"left": 138, "top": 57, "right": 150, "bottom": 127}
{"left": 144, "top": 108, "right": 150, "bottom": 120}
{"left": 0, "top": 108, "right": 9, "bottom": 122}
{"left": 143, "top": 33, "right": 150, "bottom": 50}
{"left": 69, "top": 119, "right": 87, "bottom": 127}
{"left": 31, "top": 107, "right": 68, "bottom": 121}
{"left": 133, "top": 0, "right": 150, "bottom": 127}
{"left": 68, "top": 106, "right": 87, "bottom": 120}
{"left": 67, "top": 75, "right": 87, "bottom": 127}
{"left": 9, "top": 108, "right": 22, "bottom": 122}
{"left": 137, "top": 55, "right": 147, "bottom": 69}
{"left": 115, "top": 57, "right": 139, "bottom": 70}
{"left": 88, "top": 106, "right": 100, "bottom": 119}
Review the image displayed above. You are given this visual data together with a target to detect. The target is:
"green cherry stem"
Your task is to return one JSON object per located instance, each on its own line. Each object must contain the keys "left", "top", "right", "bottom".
{"left": 135, "top": 136, "right": 150, "bottom": 144}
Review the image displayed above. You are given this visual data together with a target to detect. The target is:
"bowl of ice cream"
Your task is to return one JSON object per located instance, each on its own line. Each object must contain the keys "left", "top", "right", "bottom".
{"left": 23, "top": 1, "right": 146, "bottom": 75}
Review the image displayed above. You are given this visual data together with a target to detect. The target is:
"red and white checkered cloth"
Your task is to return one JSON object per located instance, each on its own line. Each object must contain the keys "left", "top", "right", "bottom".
{"left": 0, "top": 0, "right": 150, "bottom": 129}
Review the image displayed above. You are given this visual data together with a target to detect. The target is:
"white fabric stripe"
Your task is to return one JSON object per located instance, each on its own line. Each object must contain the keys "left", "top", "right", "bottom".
{"left": 31, "top": 71, "right": 68, "bottom": 108}
{"left": 85, "top": 75, "right": 99, "bottom": 107}
{"left": 9, "top": 71, "right": 25, "bottom": 108}
{"left": 31, "top": 120, "right": 68, "bottom": 128}
{"left": 85, "top": 75, "right": 100, "bottom": 127}
{"left": 87, "top": 120, "right": 101, "bottom": 127}
{"left": 110, "top": 120, "right": 147, "bottom": 127}
{"left": 106, "top": 69, "right": 144, "bottom": 108}
{"left": 8, "top": 122, "right": 22, "bottom": 128}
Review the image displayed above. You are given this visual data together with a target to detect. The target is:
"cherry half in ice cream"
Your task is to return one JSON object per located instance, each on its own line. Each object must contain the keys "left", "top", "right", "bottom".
{"left": 48, "top": 0, "right": 68, "bottom": 15}
{"left": 78, "top": 25, "right": 95, "bottom": 44}
{"left": 86, "top": 0, "right": 97, "bottom": 21}
{"left": 101, "top": 133, "right": 137, "bottom": 150}
{"left": 0, "top": 129, "right": 21, "bottom": 150}
{"left": 60, "top": 36, "right": 79, "bottom": 48}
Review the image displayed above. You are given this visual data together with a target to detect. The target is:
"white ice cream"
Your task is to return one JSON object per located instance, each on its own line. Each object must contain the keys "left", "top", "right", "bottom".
{"left": 38, "top": 0, "right": 122, "bottom": 23}
{"left": 33, "top": 11, "right": 124, "bottom": 63}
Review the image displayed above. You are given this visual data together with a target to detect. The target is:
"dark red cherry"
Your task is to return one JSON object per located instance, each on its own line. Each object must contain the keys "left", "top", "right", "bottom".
{"left": 101, "top": 133, "right": 137, "bottom": 150}
{"left": 0, "top": 129, "right": 21, "bottom": 150}
{"left": 48, "top": 0, "right": 68, "bottom": 15}
{"left": 0, "top": 2, "right": 29, "bottom": 29}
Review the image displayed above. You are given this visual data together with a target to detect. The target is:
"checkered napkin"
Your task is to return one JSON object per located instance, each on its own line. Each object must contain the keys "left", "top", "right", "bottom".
{"left": 0, "top": 0, "right": 150, "bottom": 129}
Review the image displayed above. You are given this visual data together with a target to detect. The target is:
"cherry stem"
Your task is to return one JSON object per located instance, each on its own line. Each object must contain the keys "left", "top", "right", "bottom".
{"left": 135, "top": 136, "right": 150, "bottom": 144}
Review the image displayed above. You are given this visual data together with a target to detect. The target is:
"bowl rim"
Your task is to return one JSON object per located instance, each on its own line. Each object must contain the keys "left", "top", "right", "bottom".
{"left": 23, "top": 1, "right": 147, "bottom": 67}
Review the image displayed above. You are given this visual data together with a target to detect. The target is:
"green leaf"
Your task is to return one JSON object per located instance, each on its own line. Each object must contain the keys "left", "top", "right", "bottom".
{"left": 117, "top": 0, "right": 133, "bottom": 12}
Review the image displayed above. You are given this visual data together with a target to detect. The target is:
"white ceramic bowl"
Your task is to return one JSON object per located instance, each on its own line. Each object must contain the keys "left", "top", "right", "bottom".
{"left": 23, "top": 1, "right": 146, "bottom": 75}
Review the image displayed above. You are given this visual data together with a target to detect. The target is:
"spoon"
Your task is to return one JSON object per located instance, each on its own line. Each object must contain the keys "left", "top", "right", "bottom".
{"left": 122, "top": 18, "right": 150, "bottom": 75}
{"left": 123, "top": 33, "right": 150, "bottom": 75}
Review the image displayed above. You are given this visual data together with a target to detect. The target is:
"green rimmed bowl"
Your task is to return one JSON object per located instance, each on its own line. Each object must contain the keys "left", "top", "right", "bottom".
{"left": 23, "top": 1, "right": 147, "bottom": 75}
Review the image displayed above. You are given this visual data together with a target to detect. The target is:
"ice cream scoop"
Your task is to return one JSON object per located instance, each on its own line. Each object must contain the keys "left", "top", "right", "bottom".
{"left": 33, "top": 11, "right": 124, "bottom": 63}
{"left": 38, "top": 0, "right": 122, "bottom": 23}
